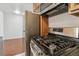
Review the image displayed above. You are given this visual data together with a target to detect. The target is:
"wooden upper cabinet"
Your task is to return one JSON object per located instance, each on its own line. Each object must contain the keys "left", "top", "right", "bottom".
{"left": 40, "top": 16, "right": 48, "bottom": 37}
{"left": 33, "top": 3, "right": 48, "bottom": 37}
{"left": 33, "top": 3, "right": 40, "bottom": 13}
{"left": 68, "top": 3, "right": 79, "bottom": 14}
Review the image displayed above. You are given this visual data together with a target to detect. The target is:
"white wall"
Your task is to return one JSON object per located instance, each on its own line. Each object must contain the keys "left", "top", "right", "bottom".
{"left": 0, "top": 11, "right": 4, "bottom": 36}
{"left": 4, "top": 13, "right": 24, "bottom": 39}
{"left": 49, "top": 12, "right": 79, "bottom": 27}
{"left": 2, "top": 3, "right": 33, "bottom": 40}
{"left": 49, "top": 12, "right": 79, "bottom": 38}
{"left": 0, "top": 11, "right": 4, "bottom": 56}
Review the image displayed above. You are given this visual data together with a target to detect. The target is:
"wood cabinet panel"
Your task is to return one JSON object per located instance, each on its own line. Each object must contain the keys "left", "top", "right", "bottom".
{"left": 33, "top": 3, "right": 40, "bottom": 10}
{"left": 40, "top": 16, "right": 48, "bottom": 37}
{"left": 33, "top": 3, "right": 40, "bottom": 13}
{"left": 68, "top": 3, "right": 79, "bottom": 14}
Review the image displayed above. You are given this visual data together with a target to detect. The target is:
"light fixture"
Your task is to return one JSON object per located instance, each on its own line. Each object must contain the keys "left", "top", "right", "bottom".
{"left": 14, "top": 9, "right": 21, "bottom": 14}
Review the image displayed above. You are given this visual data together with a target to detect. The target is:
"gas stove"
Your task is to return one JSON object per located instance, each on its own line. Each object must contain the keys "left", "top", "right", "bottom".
{"left": 31, "top": 33, "right": 77, "bottom": 56}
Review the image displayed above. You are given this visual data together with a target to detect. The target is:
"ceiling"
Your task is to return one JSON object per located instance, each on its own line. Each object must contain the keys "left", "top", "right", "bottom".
{"left": 0, "top": 3, "right": 33, "bottom": 14}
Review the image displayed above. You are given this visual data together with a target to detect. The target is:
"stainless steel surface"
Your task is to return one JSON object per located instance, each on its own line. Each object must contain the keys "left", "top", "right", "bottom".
{"left": 25, "top": 11, "right": 39, "bottom": 56}
{"left": 40, "top": 3, "right": 60, "bottom": 14}
{"left": 49, "top": 44, "right": 56, "bottom": 55}
{"left": 32, "top": 33, "right": 77, "bottom": 56}
{"left": 40, "top": 3, "right": 52, "bottom": 11}
{"left": 30, "top": 40, "right": 46, "bottom": 56}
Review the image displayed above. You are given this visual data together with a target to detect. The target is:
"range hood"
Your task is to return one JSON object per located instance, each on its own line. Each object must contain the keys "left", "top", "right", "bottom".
{"left": 40, "top": 3, "right": 68, "bottom": 16}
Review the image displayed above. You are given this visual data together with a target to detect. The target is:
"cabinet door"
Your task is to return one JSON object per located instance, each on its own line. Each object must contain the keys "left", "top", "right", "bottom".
{"left": 33, "top": 3, "right": 40, "bottom": 14}
{"left": 68, "top": 3, "right": 79, "bottom": 14}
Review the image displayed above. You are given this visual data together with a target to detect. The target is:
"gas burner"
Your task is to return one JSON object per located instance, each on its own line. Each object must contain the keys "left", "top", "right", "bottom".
{"left": 31, "top": 34, "right": 77, "bottom": 56}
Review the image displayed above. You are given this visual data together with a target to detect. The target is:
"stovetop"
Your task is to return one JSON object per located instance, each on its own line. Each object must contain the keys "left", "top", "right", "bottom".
{"left": 32, "top": 33, "right": 77, "bottom": 56}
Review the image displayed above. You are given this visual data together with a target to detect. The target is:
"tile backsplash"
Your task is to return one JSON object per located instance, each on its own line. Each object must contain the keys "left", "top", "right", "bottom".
{"left": 49, "top": 27, "right": 78, "bottom": 38}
